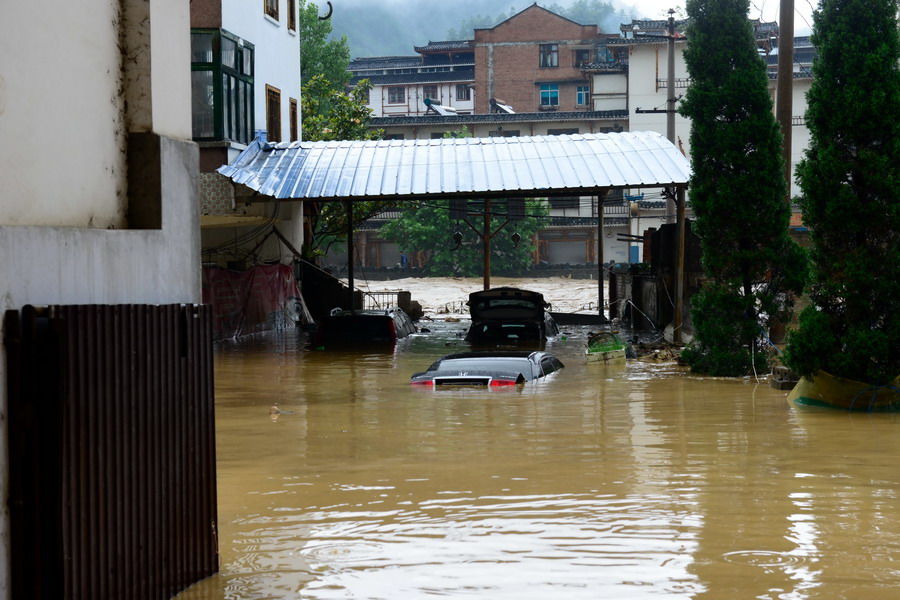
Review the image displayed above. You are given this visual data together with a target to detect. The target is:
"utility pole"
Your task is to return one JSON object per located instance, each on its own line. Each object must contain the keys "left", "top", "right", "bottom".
{"left": 666, "top": 8, "right": 678, "bottom": 223}
{"left": 776, "top": 0, "right": 794, "bottom": 203}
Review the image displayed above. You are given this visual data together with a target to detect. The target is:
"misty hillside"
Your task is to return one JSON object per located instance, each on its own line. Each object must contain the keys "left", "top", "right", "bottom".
{"left": 328, "top": 0, "right": 644, "bottom": 59}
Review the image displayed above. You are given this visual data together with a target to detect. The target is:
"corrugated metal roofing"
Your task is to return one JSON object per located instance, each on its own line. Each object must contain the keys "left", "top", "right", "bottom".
{"left": 217, "top": 131, "right": 691, "bottom": 201}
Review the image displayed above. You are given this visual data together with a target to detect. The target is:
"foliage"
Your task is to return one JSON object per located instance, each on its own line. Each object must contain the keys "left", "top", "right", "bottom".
{"left": 678, "top": 0, "right": 808, "bottom": 376}
{"left": 301, "top": 75, "right": 381, "bottom": 142}
{"left": 783, "top": 0, "right": 900, "bottom": 383}
{"left": 380, "top": 199, "right": 549, "bottom": 277}
{"left": 300, "top": 75, "right": 384, "bottom": 259}
{"left": 300, "top": 0, "right": 351, "bottom": 92}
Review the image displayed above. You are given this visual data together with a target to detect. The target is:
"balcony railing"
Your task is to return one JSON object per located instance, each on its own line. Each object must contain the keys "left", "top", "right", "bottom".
{"left": 656, "top": 77, "right": 691, "bottom": 91}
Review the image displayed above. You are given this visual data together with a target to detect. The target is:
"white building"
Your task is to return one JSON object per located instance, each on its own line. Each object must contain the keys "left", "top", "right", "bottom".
{"left": 349, "top": 41, "right": 476, "bottom": 119}
{"left": 1, "top": 0, "right": 212, "bottom": 596}
{"left": 191, "top": 0, "right": 305, "bottom": 268}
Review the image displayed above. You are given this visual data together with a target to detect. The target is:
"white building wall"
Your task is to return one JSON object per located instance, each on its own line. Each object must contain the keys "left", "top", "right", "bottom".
{"left": 0, "top": 1, "right": 127, "bottom": 228}
{"left": 627, "top": 42, "right": 692, "bottom": 157}
{"left": 368, "top": 82, "right": 475, "bottom": 117}
{"left": 222, "top": 0, "right": 300, "bottom": 142}
{"left": 0, "top": 1, "right": 201, "bottom": 593}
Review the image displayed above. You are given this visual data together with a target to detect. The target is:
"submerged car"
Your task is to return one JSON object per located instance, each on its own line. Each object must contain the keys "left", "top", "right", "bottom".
{"left": 313, "top": 307, "right": 417, "bottom": 346}
{"left": 410, "top": 351, "right": 564, "bottom": 387}
{"left": 465, "top": 287, "right": 559, "bottom": 346}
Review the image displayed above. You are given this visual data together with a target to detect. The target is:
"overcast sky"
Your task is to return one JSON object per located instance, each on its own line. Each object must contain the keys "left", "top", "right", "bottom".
{"left": 628, "top": 0, "right": 815, "bottom": 34}
{"left": 328, "top": 0, "right": 818, "bottom": 59}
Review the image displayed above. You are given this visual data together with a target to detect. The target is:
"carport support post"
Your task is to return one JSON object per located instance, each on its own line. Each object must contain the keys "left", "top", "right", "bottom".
{"left": 674, "top": 186, "right": 686, "bottom": 344}
{"left": 597, "top": 191, "right": 606, "bottom": 319}
{"left": 346, "top": 199, "right": 355, "bottom": 309}
{"left": 483, "top": 198, "right": 491, "bottom": 291}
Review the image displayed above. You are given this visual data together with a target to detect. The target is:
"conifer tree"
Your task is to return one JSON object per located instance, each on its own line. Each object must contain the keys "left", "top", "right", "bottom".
{"left": 678, "top": 0, "right": 807, "bottom": 375}
{"left": 783, "top": 0, "right": 900, "bottom": 384}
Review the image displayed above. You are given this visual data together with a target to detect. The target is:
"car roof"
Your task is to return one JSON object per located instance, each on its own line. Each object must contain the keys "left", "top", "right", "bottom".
{"left": 441, "top": 350, "right": 539, "bottom": 358}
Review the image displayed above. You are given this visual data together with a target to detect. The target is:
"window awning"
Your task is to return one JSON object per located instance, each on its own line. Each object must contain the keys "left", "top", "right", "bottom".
{"left": 217, "top": 131, "right": 691, "bottom": 201}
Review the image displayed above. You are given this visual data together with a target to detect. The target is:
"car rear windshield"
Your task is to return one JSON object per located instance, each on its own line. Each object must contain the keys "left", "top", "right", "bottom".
{"left": 435, "top": 357, "right": 531, "bottom": 373}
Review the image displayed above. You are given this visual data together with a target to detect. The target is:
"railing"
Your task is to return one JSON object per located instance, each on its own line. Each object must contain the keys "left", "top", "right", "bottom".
{"left": 656, "top": 77, "right": 691, "bottom": 90}
{"left": 363, "top": 291, "right": 401, "bottom": 309}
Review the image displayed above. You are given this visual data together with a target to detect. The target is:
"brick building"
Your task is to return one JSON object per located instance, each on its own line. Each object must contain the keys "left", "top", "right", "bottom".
{"left": 474, "top": 4, "right": 612, "bottom": 114}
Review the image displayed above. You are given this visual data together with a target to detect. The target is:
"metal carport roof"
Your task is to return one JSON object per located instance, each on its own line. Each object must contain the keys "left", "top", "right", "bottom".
{"left": 216, "top": 131, "right": 691, "bottom": 201}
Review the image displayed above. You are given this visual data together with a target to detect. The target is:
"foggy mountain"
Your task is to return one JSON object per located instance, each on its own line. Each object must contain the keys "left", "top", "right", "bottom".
{"left": 327, "top": 0, "right": 653, "bottom": 59}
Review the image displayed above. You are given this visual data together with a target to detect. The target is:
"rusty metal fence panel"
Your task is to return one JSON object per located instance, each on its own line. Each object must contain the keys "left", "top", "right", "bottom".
{"left": 4, "top": 304, "right": 218, "bottom": 600}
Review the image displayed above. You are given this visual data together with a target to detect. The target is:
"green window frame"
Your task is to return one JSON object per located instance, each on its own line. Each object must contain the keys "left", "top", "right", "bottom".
{"left": 540, "top": 84, "right": 559, "bottom": 106}
{"left": 190, "top": 29, "right": 255, "bottom": 144}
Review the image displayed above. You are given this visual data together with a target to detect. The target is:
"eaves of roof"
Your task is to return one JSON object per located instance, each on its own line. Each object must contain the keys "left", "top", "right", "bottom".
{"left": 371, "top": 110, "right": 629, "bottom": 127}
{"left": 414, "top": 40, "right": 474, "bottom": 52}
{"left": 351, "top": 70, "right": 475, "bottom": 86}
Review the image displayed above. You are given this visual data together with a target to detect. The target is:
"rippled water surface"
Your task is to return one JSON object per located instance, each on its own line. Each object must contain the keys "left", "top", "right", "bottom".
{"left": 177, "top": 320, "right": 900, "bottom": 600}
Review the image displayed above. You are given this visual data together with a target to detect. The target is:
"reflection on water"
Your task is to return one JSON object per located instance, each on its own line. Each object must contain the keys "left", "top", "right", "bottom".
{"left": 177, "top": 323, "right": 900, "bottom": 600}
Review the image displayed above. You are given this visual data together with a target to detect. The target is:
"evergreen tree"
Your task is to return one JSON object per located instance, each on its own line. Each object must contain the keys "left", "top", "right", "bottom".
{"left": 783, "top": 0, "right": 900, "bottom": 384}
{"left": 678, "top": 0, "right": 807, "bottom": 376}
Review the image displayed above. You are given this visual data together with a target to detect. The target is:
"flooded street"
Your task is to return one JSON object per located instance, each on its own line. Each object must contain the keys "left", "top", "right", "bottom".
{"left": 178, "top": 279, "right": 900, "bottom": 600}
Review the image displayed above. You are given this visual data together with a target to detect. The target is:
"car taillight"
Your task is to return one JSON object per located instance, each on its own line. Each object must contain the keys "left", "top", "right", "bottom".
{"left": 388, "top": 319, "right": 396, "bottom": 340}
{"left": 410, "top": 380, "right": 433, "bottom": 386}
{"left": 489, "top": 379, "right": 518, "bottom": 387}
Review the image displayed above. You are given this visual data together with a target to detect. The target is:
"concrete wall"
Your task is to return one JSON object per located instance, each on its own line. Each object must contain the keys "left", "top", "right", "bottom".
{"left": 0, "top": 1, "right": 126, "bottom": 228}
{"left": 0, "top": 1, "right": 201, "bottom": 596}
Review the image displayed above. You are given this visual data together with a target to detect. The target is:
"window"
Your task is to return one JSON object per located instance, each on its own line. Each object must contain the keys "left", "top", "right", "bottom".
{"left": 265, "top": 0, "right": 279, "bottom": 20}
{"left": 488, "top": 130, "right": 520, "bottom": 137}
{"left": 190, "top": 29, "right": 254, "bottom": 144}
{"left": 548, "top": 128, "right": 579, "bottom": 136}
{"left": 550, "top": 197, "right": 579, "bottom": 209}
{"left": 388, "top": 86, "right": 406, "bottom": 104}
{"left": 431, "top": 132, "right": 448, "bottom": 139}
{"left": 574, "top": 49, "right": 591, "bottom": 66}
{"left": 289, "top": 98, "right": 298, "bottom": 142}
{"left": 539, "top": 44, "right": 559, "bottom": 68}
{"left": 576, "top": 85, "right": 590, "bottom": 106}
{"left": 384, "top": 133, "right": 405, "bottom": 140}
{"left": 423, "top": 85, "right": 438, "bottom": 101}
{"left": 287, "top": 0, "right": 296, "bottom": 30}
{"left": 266, "top": 85, "right": 281, "bottom": 142}
{"left": 456, "top": 84, "right": 471, "bottom": 101}
{"left": 540, "top": 84, "right": 559, "bottom": 107}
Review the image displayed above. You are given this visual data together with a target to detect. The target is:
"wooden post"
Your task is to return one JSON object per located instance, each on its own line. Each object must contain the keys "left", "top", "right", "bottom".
{"left": 345, "top": 199, "right": 354, "bottom": 309}
{"left": 597, "top": 191, "right": 606, "bottom": 319}
{"left": 674, "top": 186, "right": 686, "bottom": 344}
{"left": 483, "top": 198, "right": 491, "bottom": 290}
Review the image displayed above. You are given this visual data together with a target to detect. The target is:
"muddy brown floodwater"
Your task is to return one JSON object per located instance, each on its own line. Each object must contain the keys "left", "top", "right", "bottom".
{"left": 176, "top": 278, "right": 900, "bottom": 600}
